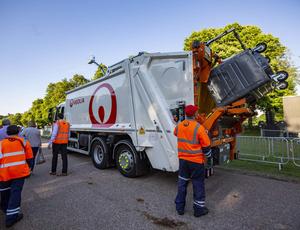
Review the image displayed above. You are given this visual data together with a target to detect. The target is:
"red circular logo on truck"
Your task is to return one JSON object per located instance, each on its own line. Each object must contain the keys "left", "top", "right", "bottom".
{"left": 89, "top": 83, "right": 117, "bottom": 127}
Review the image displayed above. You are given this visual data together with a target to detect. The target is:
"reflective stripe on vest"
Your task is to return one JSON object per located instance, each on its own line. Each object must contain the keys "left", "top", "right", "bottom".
{"left": 177, "top": 123, "right": 200, "bottom": 144}
{"left": 0, "top": 160, "right": 27, "bottom": 168}
{"left": 177, "top": 148, "right": 203, "bottom": 154}
{"left": 3, "top": 151, "right": 25, "bottom": 157}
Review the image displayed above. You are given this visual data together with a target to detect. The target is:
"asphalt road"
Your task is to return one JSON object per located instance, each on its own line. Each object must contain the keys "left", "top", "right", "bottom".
{"left": 1, "top": 144, "right": 300, "bottom": 230}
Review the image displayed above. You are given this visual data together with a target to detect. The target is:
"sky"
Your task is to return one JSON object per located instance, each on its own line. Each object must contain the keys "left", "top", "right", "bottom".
{"left": 0, "top": 0, "right": 299, "bottom": 115}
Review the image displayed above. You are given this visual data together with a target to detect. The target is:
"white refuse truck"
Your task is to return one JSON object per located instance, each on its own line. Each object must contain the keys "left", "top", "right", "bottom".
{"left": 50, "top": 28, "right": 288, "bottom": 177}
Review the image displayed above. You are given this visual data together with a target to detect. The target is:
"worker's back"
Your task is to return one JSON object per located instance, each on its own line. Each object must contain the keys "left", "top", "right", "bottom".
{"left": 0, "top": 136, "right": 32, "bottom": 181}
{"left": 175, "top": 118, "right": 210, "bottom": 164}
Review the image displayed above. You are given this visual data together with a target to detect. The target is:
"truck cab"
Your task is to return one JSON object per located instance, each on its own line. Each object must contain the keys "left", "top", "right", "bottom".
{"left": 49, "top": 103, "right": 66, "bottom": 122}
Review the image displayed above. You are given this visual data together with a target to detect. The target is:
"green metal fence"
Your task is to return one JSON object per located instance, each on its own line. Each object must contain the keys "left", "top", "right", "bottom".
{"left": 236, "top": 136, "right": 299, "bottom": 170}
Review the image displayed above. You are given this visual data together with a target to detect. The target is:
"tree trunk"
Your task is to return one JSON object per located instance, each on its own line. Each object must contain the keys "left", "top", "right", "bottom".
{"left": 265, "top": 108, "right": 275, "bottom": 129}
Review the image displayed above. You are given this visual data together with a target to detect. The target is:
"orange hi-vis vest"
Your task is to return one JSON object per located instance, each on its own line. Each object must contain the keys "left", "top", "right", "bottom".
{"left": 174, "top": 119, "right": 211, "bottom": 164}
{"left": 0, "top": 136, "right": 33, "bottom": 181}
{"left": 53, "top": 120, "right": 70, "bottom": 144}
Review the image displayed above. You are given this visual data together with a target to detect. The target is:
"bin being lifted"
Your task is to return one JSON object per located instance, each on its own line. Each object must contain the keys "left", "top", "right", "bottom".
{"left": 50, "top": 28, "right": 288, "bottom": 177}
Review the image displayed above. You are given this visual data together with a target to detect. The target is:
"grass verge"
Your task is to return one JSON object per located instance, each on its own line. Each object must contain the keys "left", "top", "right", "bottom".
{"left": 220, "top": 160, "right": 300, "bottom": 182}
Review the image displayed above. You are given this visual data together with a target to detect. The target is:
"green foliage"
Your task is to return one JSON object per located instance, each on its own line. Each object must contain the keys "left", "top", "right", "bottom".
{"left": 252, "top": 114, "right": 266, "bottom": 126}
{"left": 8, "top": 113, "right": 22, "bottom": 126}
{"left": 184, "top": 23, "right": 299, "bottom": 118}
{"left": 20, "top": 111, "right": 34, "bottom": 127}
{"left": 41, "top": 74, "right": 90, "bottom": 126}
{"left": 0, "top": 115, "right": 7, "bottom": 126}
{"left": 2, "top": 62, "right": 111, "bottom": 127}
{"left": 92, "top": 64, "right": 107, "bottom": 80}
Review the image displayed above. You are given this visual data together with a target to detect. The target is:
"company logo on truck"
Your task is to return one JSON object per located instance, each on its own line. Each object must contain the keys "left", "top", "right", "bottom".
{"left": 89, "top": 83, "right": 117, "bottom": 127}
{"left": 70, "top": 98, "right": 84, "bottom": 107}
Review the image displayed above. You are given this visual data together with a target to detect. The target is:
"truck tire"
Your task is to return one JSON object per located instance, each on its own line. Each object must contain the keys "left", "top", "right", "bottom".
{"left": 90, "top": 138, "right": 110, "bottom": 169}
{"left": 114, "top": 140, "right": 149, "bottom": 178}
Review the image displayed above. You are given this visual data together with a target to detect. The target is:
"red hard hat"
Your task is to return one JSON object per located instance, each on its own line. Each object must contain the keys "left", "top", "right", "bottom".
{"left": 185, "top": 105, "right": 198, "bottom": 117}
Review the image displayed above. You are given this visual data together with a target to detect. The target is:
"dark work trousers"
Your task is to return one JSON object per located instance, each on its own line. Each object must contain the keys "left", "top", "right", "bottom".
{"left": 31, "top": 147, "right": 39, "bottom": 171}
{"left": 175, "top": 159, "right": 206, "bottom": 214}
{"left": 51, "top": 143, "right": 68, "bottom": 174}
{"left": 0, "top": 178, "right": 25, "bottom": 224}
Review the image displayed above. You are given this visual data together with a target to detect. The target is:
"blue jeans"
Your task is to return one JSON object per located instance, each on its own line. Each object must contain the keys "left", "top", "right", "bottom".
{"left": 175, "top": 159, "right": 206, "bottom": 213}
{"left": 0, "top": 178, "right": 25, "bottom": 224}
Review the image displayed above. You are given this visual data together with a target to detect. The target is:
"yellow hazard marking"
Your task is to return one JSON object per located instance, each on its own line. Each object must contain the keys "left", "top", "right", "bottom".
{"left": 139, "top": 127, "right": 145, "bottom": 135}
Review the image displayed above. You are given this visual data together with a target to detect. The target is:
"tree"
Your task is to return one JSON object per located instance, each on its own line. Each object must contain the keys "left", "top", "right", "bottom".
{"left": 41, "top": 74, "right": 90, "bottom": 125}
{"left": 8, "top": 113, "right": 23, "bottom": 126}
{"left": 70, "top": 74, "right": 90, "bottom": 88}
{"left": 17, "top": 74, "right": 90, "bottom": 127}
{"left": 28, "top": 99, "right": 45, "bottom": 127}
{"left": 20, "top": 111, "right": 34, "bottom": 127}
{"left": 92, "top": 64, "right": 107, "bottom": 80}
{"left": 184, "top": 23, "right": 298, "bottom": 125}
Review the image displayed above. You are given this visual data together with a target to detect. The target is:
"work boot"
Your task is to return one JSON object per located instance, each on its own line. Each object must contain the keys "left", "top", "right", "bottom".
{"left": 194, "top": 207, "right": 209, "bottom": 217}
{"left": 6, "top": 213, "right": 23, "bottom": 228}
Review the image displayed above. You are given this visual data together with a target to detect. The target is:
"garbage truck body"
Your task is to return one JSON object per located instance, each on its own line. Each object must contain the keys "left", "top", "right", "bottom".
{"left": 52, "top": 29, "right": 288, "bottom": 177}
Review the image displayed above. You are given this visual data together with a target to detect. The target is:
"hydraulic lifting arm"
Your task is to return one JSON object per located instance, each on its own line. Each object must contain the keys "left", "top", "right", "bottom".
{"left": 191, "top": 29, "right": 256, "bottom": 160}
{"left": 202, "top": 98, "right": 252, "bottom": 131}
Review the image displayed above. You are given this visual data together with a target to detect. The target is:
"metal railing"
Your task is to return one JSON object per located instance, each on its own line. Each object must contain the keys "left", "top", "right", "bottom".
{"left": 290, "top": 138, "right": 300, "bottom": 167}
{"left": 236, "top": 136, "right": 299, "bottom": 170}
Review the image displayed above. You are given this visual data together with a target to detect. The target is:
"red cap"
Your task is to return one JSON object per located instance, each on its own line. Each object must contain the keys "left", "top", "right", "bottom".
{"left": 185, "top": 105, "right": 198, "bottom": 117}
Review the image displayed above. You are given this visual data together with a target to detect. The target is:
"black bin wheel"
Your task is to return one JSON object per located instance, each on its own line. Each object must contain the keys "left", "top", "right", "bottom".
{"left": 276, "top": 71, "right": 289, "bottom": 82}
{"left": 276, "top": 81, "right": 288, "bottom": 90}
{"left": 253, "top": 42, "right": 267, "bottom": 53}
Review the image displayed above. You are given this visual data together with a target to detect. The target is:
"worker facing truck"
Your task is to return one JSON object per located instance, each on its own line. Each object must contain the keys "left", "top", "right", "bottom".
{"left": 48, "top": 28, "right": 288, "bottom": 177}
{"left": 174, "top": 105, "right": 211, "bottom": 217}
{"left": 48, "top": 113, "right": 70, "bottom": 176}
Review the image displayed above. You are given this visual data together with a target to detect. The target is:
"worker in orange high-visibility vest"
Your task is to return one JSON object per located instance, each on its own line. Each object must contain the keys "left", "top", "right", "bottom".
{"left": 173, "top": 105, "right": 212, "bottom": 217}
{"left": 48, "top": 113, "right": 70, "bottom": 176}
{"left": 0, "top": 125, "right": 33, "bottom": 228}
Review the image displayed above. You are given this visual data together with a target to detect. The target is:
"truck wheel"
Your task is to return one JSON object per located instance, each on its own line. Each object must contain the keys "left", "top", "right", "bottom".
{"left": 91, "top": 138, "right": 110, "bottom": 169}
{"left": 114, "top": 140, "right": 149, "bottom": 178}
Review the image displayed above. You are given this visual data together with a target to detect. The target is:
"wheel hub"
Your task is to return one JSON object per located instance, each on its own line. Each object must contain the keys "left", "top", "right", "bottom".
{"left": 118, "top": 151, "right": 133, "bottom": 171}
{"left": 94, "top": 146, "right": 104, "bottom": 164}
